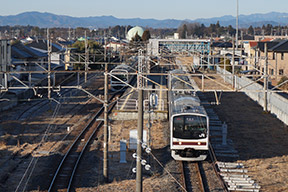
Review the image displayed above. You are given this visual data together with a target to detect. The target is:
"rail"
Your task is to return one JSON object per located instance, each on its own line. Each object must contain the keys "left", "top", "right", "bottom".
{"left": 180, "top": 161, "right": 206, "bottom": 192}
{"left": 48, "top": 86, "right": 122, "bottom": 191}
{"left": 208, "top": 143, "right": 229, "bottom": 192}
{"left": 48, "top": 107, "right": 104, "bottom": 192}
{"left": 195, "top": 162, "right": 205, "bottom": 192}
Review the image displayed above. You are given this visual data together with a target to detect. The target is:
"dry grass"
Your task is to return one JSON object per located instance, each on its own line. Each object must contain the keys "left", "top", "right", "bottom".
{"left": 0, "top": 140, "right": 7, "bottom": 150}
{"left": 210, "top": 92, "right": 288, "bottom": 192}
{"left": 0, "top": 140, "right": 7, "bottom": 158}
{"left": 0, "top": 133, "right": 10, "bottom": 150}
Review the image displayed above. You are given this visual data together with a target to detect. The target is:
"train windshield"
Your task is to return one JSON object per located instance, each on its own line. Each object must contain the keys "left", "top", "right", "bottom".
{"left": 173, "top": 115, "right": 207, "bottom": 139}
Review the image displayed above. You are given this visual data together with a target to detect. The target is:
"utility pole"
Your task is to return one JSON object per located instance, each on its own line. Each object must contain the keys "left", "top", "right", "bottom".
{"left": 47, "top": 28, "right": 51, "bottom": 99}
{"left": 236, "top": 0, "right": 239, "bottom": 50}
{"left": 136, "top": 49, "right": 144, "bottom": 192}
{"left": 264, "top": 43, "right": 268, "bottom": 112}
{"left": 68, "top": 27, "right": 71, "bottom": 40}
{"left": 232, "top": 37, "right": 235, "bottom": 89}
{"left": 104, "top": 31, "right": 107, "bottom": 63}
{"left": 103, "top": 62, "right": 109, "bottom": 182}
{"left": 85, "top": 31, "right": 88, "bottom": 83}
{"left": 224, "top": 54, "right": 226, "bottom": 82}
{"left": 241, "top": 31, "right": 243, "bottom": 50}
{"left": 254, "top": 48, "right": 258, "bottom": 79}
{"left": 275, "top": 51, "right": 278, "bottom": 81}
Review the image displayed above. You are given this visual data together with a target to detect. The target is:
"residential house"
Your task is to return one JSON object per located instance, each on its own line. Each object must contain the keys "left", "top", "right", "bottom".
{"left": 20, "top": 36, "right": 34, "bottom": 44}
{"left": 246, "top": 41, "right": 258, "bottom": 71}
{"left": 256, "top": 40, "right": 288, "bottom": 83}
{"left": 11, "top": 42, "right": 47, "bottom": 80}
{"left": 105, "top": 41, "right": 126, "bottom": 53}
{"left": 269, "top": 40, "right": 288, "bottom": 80}
{"left": 255, "top": 35, "right": 288, "bottom": 42}
{"left": 26, "top": 40, "right": 66, "bottom": 66}
{"left": 247, "top": 40, "right": 278, "bottom": 72}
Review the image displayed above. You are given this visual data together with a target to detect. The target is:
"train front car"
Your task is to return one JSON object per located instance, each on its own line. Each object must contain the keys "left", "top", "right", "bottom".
{"left": 169, "top": 70, "right": 209, "bottom": 161}
{"left": 110, "top": 64, "right": 131, "bottom": 91}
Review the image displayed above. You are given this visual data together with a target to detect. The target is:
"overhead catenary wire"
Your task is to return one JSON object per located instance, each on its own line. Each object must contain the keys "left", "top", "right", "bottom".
{"left": 15, "top": 102, "right": 62, "bottom": 192}
{"left": 148, "top": 151, "right": 187, "bottom": 192}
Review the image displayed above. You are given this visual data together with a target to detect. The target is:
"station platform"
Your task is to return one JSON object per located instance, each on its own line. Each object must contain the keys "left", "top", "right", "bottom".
{"left": 111, "top": 74, "right": 168, "bottom": 121}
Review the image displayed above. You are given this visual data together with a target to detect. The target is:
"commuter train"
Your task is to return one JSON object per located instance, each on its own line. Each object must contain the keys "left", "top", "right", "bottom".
{"left": 110, "top": 61, "right": 136, "bottom": 91}
{"left": 169, "top": 69, "right": 209, "bottom": 161}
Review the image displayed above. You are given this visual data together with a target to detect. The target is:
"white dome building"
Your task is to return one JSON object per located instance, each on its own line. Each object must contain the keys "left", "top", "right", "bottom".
{"left": 126, "top": 26, "right": 144, "bottom": 41}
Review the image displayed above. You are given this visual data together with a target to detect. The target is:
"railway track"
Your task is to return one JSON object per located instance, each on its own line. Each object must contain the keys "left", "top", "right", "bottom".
{"left": 197, "top": 90, "right": 260, "bottom": 192}
{"left": 177, "top": 92, "right": 229, "bottom": 192}
{"left": 47, "top": 89, "right": 121, "bottom": 191}
{"left": 179, "top": 147, "right": 228, "bottom": 192}
{"left": 48, "top": 107, "right": 104, "bottom": 191}
{"left": 180, "top": 161, "right": 206, "bottom": 192}
{"left": 10, "top": 74, "right": 107, "bottom": 192}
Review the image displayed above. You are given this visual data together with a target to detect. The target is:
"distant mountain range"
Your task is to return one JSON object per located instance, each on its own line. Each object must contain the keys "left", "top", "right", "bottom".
{"left": 0, "top": 11, "right": 288, "bottom": 28}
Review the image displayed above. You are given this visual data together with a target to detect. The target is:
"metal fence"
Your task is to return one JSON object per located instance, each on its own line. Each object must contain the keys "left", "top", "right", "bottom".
{"left": 216, "top": 66, "right": 288, "bottom": 125}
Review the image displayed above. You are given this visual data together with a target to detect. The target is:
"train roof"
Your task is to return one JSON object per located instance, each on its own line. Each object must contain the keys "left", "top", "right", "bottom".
{"left": 170, "top": 94, "right": 206, "bottom": 116}
{"left": 114, "top": 64, "right": 130, "bottom": 69}
{"left": 168, "top": 68, "right": 207, "bottom": 116}
{"left": 171, "top": 104, "right": 207, "bottom": 116}
{"left": 169, "top": 69, "right": 185, "bottom": 74}
{"left": 110, "top": 64, "right": 131, "bottom": 73}
{"left": 174, "top": 96, "right": 200, "bottom": 106}
{"left": 170, "top": 69, "right": 193, "bottom": 88}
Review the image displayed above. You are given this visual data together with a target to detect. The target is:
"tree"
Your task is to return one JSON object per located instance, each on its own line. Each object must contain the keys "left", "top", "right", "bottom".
{"left": 71, "top": 40, "right": 102, "bottom": 53}
{"left": 142, "top": 29, "right": 151, "bottom": 41}
{"left": 216, "top": 21, "right": 220, "bottom": 28}
{"left": 131, "top": 32, "right": 142, "bottom": 42}
{"left": 248, "top": 25, "right": 254, "bottom": 35}
{"left": 227, "top": 25, "right": 236, "bottom": 36}
{"left": 71, "top": 40, "right": 104, "bottom": 70}
{"left": 178, "top": 24, "right": 188, "bottom": 39}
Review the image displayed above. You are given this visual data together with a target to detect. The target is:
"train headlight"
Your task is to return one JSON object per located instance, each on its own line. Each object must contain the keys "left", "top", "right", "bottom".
{"left": 179, "top": 142, "right": 182, "bottom": 145}
{"left": 198, "top": 142, "right": 201, "bottom": 145}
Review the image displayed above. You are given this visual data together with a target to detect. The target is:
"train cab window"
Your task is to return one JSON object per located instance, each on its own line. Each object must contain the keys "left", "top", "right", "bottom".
{"left": 173, "top": 116, "right": 184, "bottom": 131}
{"left": 173, "top": 115, "right": 207, "bottom": 139}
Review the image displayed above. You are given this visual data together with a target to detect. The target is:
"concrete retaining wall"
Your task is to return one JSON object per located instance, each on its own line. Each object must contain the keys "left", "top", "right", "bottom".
{"left": 216, "top": 66, "right": 288, "bottom": 125}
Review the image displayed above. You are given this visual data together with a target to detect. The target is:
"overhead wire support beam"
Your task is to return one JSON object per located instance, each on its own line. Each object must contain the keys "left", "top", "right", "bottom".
{"left": 11, "top": 75, "right": 29, "bottom": 88}
{"left": 108, "top": 73, "right": 136, "bottom": 90}
{"left": 77, "top": 87, "right": 104, "bottom": 104}
{"left": 34, "top": 62, "right": 48, "bottom": 72}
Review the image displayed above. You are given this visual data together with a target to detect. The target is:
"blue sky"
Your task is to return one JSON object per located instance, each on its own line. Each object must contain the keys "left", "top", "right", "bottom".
{"left": 1, "top": 0, "right": 288, "bottom": 20}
